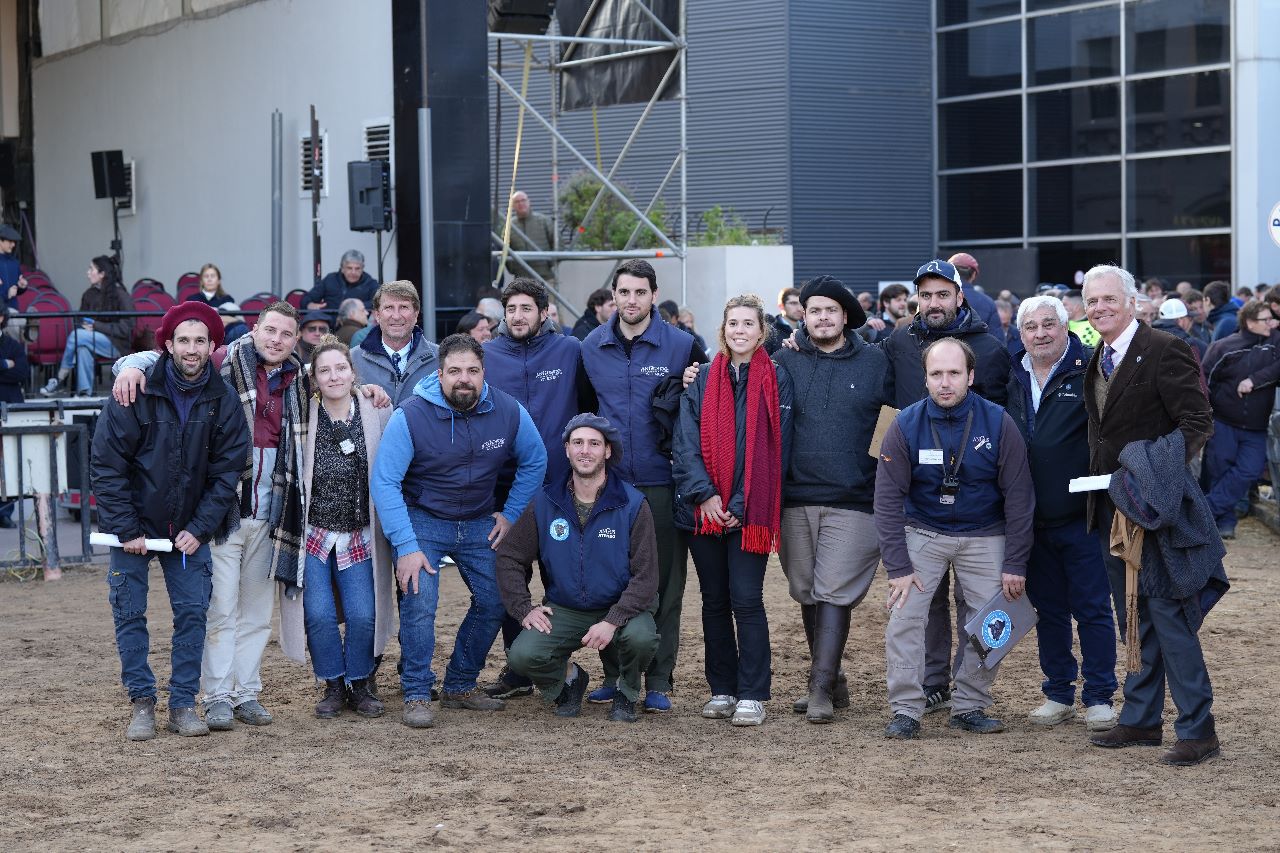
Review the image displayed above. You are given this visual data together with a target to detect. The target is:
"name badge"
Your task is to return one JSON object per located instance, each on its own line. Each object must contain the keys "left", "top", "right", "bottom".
{"left": 339, "top": 438, "right": 356, "bottom": 456}
{"left": 940, "top": 494, "right": 956, "bottom": 505}
{"left": 919, "top": 449, "right": 944, "bottom": 465}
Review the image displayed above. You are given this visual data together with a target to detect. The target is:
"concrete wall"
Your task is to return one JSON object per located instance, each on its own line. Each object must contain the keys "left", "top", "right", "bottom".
{"left": 31, "top": 0, "right": 394, "bottom": 305}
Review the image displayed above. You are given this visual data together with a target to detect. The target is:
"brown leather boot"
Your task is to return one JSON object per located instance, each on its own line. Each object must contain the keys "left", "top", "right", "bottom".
{"left": 1089, "top": 723, "right": 1163, "bottom": 748}
{"left": 348, "top": 678, "right": 385, "bottom": 718}
{"left": 1160, "top": 735, "right": 1220, "bottom": 766}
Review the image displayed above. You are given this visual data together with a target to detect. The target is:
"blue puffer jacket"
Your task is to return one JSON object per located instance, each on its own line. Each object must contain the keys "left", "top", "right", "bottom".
{"left": 534, "top": 471, "right": 646, "bottom": 611}
{"left": 484, "top": 318, "right": 588, "bottom": 486}
{"left": 582, "top": 310, "right": 695, "bottom": 486}
{"left": 371, "top": 372, "right": 547, "bottom": 554}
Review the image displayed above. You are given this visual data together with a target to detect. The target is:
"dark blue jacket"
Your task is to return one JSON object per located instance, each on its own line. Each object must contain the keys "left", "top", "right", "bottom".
{"left": 1207, "top": 302, "right": 1238, "bottom": 341}
{"left": 484, "top": 318, "right": 591, "bottom": 486}
{"left": 0, "top": 252, "right": 20, "bottom": 311}
{"left": 534, "top": 471, "right": 647, "bottom": 611}
{"left": 881, "top": 306, "right": 1012, "bottom": 409}
{"left": 371, "top": 372, "right": 547, "bottom": 554}
{"left": 1006, "top": 334, "right": 1092, "bottom": 526}
{"left": 304, "top": 270, "right": 379, "bottom": 310}
{"left": 582, "top": 309, "right": 696, "bottom": 487}
{"left": 0, "top": 332, "right": 28, "bottom": 404}
{"left": 1203, "top": 328, "right": 1280, "bottom": 431}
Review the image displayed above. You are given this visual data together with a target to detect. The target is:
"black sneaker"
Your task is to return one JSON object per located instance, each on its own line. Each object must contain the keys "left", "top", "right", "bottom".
{"left": 949, "top": 709, "right": 1005, "bottom": 734}
{"left": 554, "top": 665, "right": 590, "bottom": 718}
{"left": 608, "top": 692, "right": 638, "bottom": 723}
{"left": 482, "top": 665, "right": 535, "bottom": 699}
{"left": 923, "top": 684, "right": 952, "bottom": 715}
{"left": 884, "top": 713, "right": 921, "bottom": 739}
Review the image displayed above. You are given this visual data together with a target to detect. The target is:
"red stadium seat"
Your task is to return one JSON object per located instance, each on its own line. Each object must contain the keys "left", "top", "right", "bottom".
{"left": 176, "top": 271, "right": 201, "bottom": 302}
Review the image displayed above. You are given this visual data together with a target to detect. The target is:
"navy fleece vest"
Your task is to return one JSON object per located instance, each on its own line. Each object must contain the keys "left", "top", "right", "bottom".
{"left": 897, "top": 391, "right": 1006, "bottom": 533}
{"left": 400, "top": 387, "right": 523, "bottom": 521}
{"left": 533, "top": 474, "right": 645, "bottom": 611}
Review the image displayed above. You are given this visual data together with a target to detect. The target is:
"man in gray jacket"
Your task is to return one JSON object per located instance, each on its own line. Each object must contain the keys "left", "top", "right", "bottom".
{"left": 350, "top": 280, "right": 439, "bottom": 404}
{"left": 772, "top": 275, "right": 890, "bottom": 724}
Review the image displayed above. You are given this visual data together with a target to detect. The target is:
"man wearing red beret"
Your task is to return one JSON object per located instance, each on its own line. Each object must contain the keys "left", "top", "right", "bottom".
{"left": 92, "top": 301, "right": 249, "bottom": 741}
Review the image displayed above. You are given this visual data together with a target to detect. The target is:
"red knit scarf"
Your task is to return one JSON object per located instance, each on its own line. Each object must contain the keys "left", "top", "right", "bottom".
{"left": 697, "top": 347, "right": 782, "bottom": 554}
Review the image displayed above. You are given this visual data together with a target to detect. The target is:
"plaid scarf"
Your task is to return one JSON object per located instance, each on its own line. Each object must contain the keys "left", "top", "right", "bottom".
{"left": 223, "top": 335, "right": 309, "bottom": 590}
{"left": 697, "top": 348, "right": 782, "bottom": 554}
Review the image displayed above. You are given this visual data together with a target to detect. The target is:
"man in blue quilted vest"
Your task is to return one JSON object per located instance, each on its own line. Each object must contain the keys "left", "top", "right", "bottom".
{"left": 497, "top": 413, "right": 659, "bottom": 723}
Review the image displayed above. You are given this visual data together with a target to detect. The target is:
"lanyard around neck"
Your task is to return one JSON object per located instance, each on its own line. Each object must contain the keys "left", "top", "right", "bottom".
{"left": 930, "top": 409, "right": 974, "bottom": 480}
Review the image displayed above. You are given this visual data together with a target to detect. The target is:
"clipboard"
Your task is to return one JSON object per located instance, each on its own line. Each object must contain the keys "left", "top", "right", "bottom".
{"left": 868, "top": 405, "right": 900, "bottom": 458}
{"left": 963, "top": 588, "right": 1037, "bottom": 670}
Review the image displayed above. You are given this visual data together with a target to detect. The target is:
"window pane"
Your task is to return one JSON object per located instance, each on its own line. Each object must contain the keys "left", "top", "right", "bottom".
{"left": 1028, "top": 84, "right": 1120, "bottom": 161}
{"left": 938, "top": 22, "right": 1020, "bottom": 97}
{"left": 941, "top": 170, "right": 1023, "bottom": 242}
{"left": 1127, "top": 152, "right": 1230, "bottom": 231}
{"left": 1127, "top": 234, "right": 1231, "bottom": 288}
{"left": 940, "top": 97, "right": 1021, "bottom": 169}
{"left": 1029, "top": 6, "right": 1120, "bottom": 86}
{"left": 1128, "top": 70, "right": 1229, "bottom": 153}
{"left": 1032, "top": 239, "right": 1123, "bottom": 289}
{"left": 1127, "top": 0, "right": 1229, "bottom": 74}
{"left": 1030, "top": 163, "right": 1121, "bottom": 236}
{"left": 937, "top": 0, "right": 1019, "bottom": 27}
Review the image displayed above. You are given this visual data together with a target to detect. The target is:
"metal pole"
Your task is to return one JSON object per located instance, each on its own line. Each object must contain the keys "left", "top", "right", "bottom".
{"left": 310, "top": 105, "right": 322, "bottom": 284}
{"left": 39, "top": 432, "right": 59, "bottom": 581}
{"left": 271, "top": 110, "right": 283, "bottom": 297}
{"left": 418, "top": 107, "right": 437, "bottom": 341}
{"left": 678, "top": 0, "right": 688, "bottom": 306}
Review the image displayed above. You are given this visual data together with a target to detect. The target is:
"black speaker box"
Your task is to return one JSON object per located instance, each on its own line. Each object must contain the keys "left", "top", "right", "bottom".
{"left": 348, "top": 160, "right": 392, "bottom": 232}
{"left": 91, "top": 150, "right": 126, "bottom": 199}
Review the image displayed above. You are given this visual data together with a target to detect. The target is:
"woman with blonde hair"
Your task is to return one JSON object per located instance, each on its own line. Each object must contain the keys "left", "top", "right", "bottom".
{"left": 673, "top": 294, "right": 792, "bottom": 726}
{"left": 187, "top": 263, "right": 234, "bottom": 309}
{"left": 279, "top": 335, "right": 396, "bottom": 719}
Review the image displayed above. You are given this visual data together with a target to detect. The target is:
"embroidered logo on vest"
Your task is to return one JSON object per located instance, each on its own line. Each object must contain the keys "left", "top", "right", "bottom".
{"left": 536, "top": 368, "right": 563, "bottom": 382}
{"left": 598, "top": 527, "right": 617, "bottom": 539}
{"left": 481, "top": 438, "right": 507, "bottom": 451}
{"left": 639, "top": 365, "right": 670, "bottom": 377}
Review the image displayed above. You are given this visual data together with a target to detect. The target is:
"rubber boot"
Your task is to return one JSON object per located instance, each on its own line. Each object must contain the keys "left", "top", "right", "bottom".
{"left": 806, "top": 603, "right": 850, "bottom": 724}
{"left": 795, "top": 604, "right": 851, "bottom": 713}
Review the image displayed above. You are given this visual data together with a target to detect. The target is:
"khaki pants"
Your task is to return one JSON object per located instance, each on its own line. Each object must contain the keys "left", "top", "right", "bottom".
{"left": 200, "top": 518, "right": 276, "bottom": 707}
{"left": 885, "top": 527, "right": 1005, "bottom": 720}
{"left": 779, "top": 505, "right": 880, "bottom": 607}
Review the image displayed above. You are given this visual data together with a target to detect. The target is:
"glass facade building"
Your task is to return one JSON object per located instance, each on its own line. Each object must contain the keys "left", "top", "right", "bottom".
{"left": 935, "top": 0, "right": 1232, "bottom": 287}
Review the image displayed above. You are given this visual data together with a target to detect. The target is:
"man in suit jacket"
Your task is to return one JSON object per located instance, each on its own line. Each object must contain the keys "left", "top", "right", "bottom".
{"left": 1080, "top": 264, "right": 1220, "bottom": 767}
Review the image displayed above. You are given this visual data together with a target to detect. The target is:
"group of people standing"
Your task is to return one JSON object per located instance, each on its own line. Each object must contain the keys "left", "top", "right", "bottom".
{"left": 91, "top": 257, "right": 1234, "bottom": 768}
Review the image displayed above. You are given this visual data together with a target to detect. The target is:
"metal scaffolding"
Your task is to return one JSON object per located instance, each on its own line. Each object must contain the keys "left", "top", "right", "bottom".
{"left": 488, "top": 0, "right": 688, "bottom": 318}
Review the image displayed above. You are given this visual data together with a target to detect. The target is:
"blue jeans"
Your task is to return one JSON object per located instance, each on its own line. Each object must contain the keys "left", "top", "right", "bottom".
{"left": 1202, "top": 419, "right": 1267, "bottom": 531}
{"left": 303, "top": 551, "right": 376, "bottom": 683}
{"left": 396, "top": 509, "right": 505, "bottom": 700}
{"left": 61, "top": 328, "right": 118, "bottom": 394}
{"left": 107, "top": 544, "right": 212, "bottom": 708}
{"left": 1025, "top": 518, "right": 1117, "bottom": 708}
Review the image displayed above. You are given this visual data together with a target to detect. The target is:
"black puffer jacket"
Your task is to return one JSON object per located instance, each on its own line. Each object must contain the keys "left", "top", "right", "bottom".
{"left": 1202, "top": 329, "right": 1280, "bottom": 430}
{"left": 1006, "top": 333, "right": 1093, "bottom": 527}
{"left": 882, "top": 307, "right": 1012, "bottom": 409}
{"left": 672, "top": 358, "right": 793, "bottom": 532}
{"left": 91, "top": 356, "right": 250, "bottom": 543}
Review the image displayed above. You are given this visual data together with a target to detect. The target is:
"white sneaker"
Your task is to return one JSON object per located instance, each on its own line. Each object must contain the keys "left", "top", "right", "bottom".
{"left": 730, "top": 699, "right": 765, "bottom": 727}
{"left": 1084, "top": 704, "right": 1117, "bottom": 731}
{"left": 1028, "top": 699, "right": 1076, "bottom": 726}
{"left": 38, "top": 378, "right": 59, "bottom": 397}
{"left": 701, "top": 695, "right": 737, "bottom": 719}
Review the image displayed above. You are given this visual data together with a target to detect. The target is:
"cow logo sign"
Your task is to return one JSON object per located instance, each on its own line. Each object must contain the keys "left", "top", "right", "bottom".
{"left": 549, "top": 518, "right": 571, "bottom": 542}
{"left": 981, "top": 609, "right": 1013, "bottom": 649}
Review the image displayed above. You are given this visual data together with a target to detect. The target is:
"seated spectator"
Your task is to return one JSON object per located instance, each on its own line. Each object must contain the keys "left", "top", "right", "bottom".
{"left": 297, "top": 310, "right": 331, "bottom": 363}
{"left": 457, "top": 310, "right": 492, "bottom": 344}
{"left": 0, "top": 311, "right": 28, "bottom": 528}
{"left": 335, "top": 298, "right": 369, "bottom": 345}
{"left": 218, "top": 302, "right": 250, "bottom": 346}
{"left": 187, "top": 263, "right": 235, "bottom": 309}
{"left": 40, "top": 255, "right": 134, "bottom": 397}
{"left": 306, "top": 250, "right": 378, "bottom": 310}
{"left": 1201, "top": 300, "right": 1280, "bottom": 539}
{"left": 0, "top": 224, "right": 28, "bottom": 325}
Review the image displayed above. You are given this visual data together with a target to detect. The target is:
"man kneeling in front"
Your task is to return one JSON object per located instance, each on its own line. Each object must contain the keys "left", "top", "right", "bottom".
{"left": 497, "top": 414, "right": 659, "bottom": 722}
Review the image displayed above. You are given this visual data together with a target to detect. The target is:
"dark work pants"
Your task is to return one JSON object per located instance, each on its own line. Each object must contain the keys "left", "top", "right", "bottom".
{"left": 1202, "top": 420, "right": 1266, "bottom": 532}
{"left": 1025, "top": 518, "right": 1117, "bottom": 707}
{"left": 688, "top": 530, "right": 771, "bottom": 701}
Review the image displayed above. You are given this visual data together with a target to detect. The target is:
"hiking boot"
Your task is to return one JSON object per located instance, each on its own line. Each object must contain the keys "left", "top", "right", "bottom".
{"left": 1160, "top": 735, "right": 1221, "bottom": 766}
{"left": 166, "top": 706, "right": 210, "bottom": 737}
{"left": 730, "top": 700, "right": 766, "bottom": 727}
{"left": 701, "top": 695, "right": 738, "bottom": 719}
{"left": 482, "top": 665, "right": 534, "bottom": 699}
{"left": 205, "top": 700, "right": 234, "bottom": 731}
{"left": 884, "top": 713, "right": 921, "bottom": 740}
{"left": 1089, "top": 723, "right": 1163, "bottom": 749}
{"left": 442, "top": 689, "right": 506, "bottom": 711}
{"left": 348, "top": 679, "right": 385, "bottom": 718}
{"left": 125, "top": 697, "right": 156, "bottom": 742}
{"left": 402, "top": 699, "right": 435, "bottom": 728}
{"left": 923, "top": 684, "right": 953, "bottom": 715}
{"left": 587, "top": 683, "right": 618, "bottom": 704}
{"left": 553, "top": 665, "right": 590, "bottom": 718}
{"left": 949, "top": 709, "right": 1005, "bottom": 734}
{"left": 608, "top": 693, "right": 638, "bottom": 723}
{"left": 233, "top": 700, "right": 273, "bottom": 726}
{"left": 1029, "top": 699, "right": 1076, "bottom": 727}
{"left": 314, "top": 679, "right": 346, "bottom": 719}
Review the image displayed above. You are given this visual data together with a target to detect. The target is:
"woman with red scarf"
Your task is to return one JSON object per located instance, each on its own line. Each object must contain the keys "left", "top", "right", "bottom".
{"left": 674, "top": 294, "right": 792, "bottom": 726}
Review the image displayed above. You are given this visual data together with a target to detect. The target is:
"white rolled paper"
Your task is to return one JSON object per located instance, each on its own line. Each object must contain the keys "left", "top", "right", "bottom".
{"left": 90, "top": 532, "right": 175, "bottom": 552}
{"left": 1068, "top": 474, "right": 1112, "bottom": 493}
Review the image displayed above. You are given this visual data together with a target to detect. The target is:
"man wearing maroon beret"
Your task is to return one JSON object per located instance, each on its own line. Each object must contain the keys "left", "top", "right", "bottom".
{"left": 92, "top": 301, "right": 249, "bottom": 741}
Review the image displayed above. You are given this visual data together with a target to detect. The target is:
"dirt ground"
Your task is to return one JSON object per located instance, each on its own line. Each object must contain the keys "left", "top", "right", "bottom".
{"left": 1, "top": 518, "right": 1278, "bottom": 851}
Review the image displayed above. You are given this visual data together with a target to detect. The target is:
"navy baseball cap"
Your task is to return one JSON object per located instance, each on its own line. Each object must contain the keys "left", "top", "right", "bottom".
{"left": 914, "top": 260, "right": 963, "bottom": 289}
